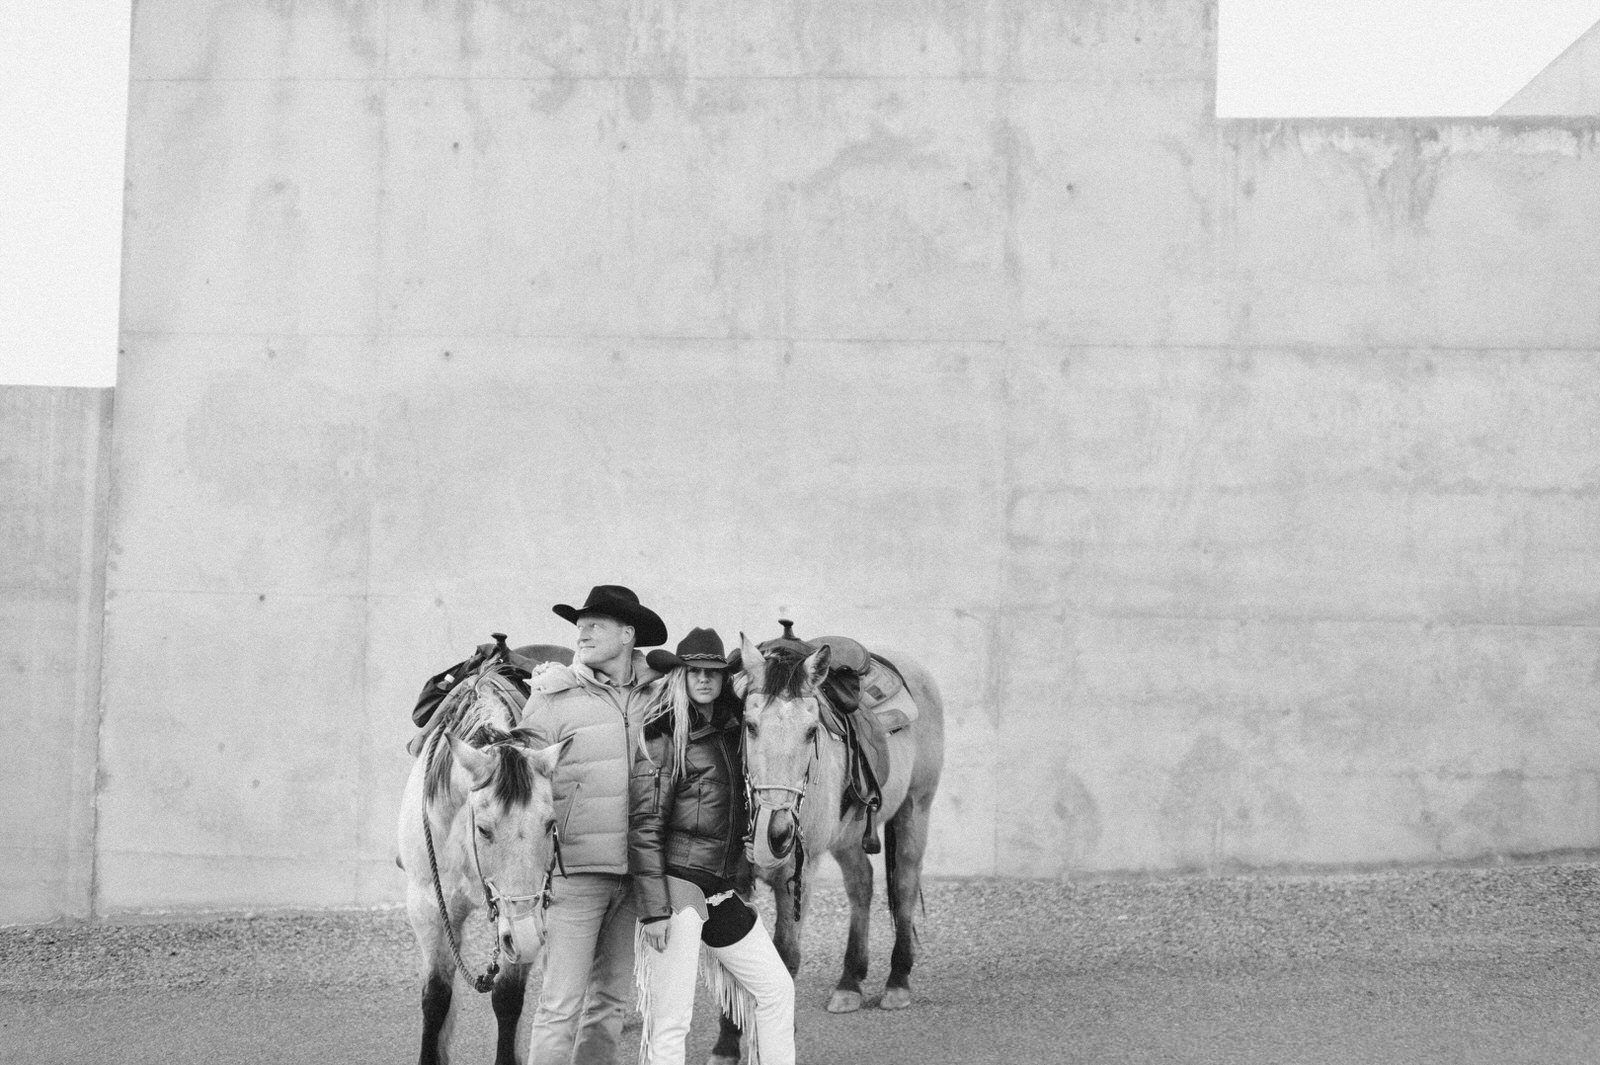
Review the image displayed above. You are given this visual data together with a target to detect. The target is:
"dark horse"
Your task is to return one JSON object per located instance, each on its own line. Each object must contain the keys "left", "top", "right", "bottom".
{"left": 708, "top": 632, "right": 946, "bottom": 1063}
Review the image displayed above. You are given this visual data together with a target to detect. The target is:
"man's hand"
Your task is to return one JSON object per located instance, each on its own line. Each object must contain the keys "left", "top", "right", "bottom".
{"left": 641, "top": 919, "right": 670, "bottom": 952}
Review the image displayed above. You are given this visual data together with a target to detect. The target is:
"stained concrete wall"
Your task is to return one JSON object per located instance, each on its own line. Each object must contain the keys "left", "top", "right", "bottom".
{"left": 97, "top": 0, "right": 1600, "bottom": 913}
{"left": 1, "top": 387, "right": 112, "bottom": 924}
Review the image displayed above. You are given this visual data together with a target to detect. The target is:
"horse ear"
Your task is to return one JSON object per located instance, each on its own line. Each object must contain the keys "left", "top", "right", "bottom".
{"left": 739, "top": 632, "right": 765, "bottom": 690}
{"left": 448, "top": 733, "right": 494, "bottom": 788}
{"left": 529, "top": 735, "right": 572, "bottom": 778}
{"left": 803, "top": 644, "right": 831, "bottom": 684}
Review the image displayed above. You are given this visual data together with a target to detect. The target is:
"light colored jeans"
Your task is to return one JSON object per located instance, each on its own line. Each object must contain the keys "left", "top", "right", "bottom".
{"left": 529, "top": 873, "right": 637, "bottom": 1065}
{"left": 637, "top": 907, "right": 795, "bottom": 1065}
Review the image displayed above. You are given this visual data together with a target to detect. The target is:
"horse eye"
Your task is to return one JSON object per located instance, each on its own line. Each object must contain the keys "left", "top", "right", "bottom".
{"left": 744, "top": 721, "right": 758, "bottom": 737}
{"left": 477, "top": 825, "right": 493, "bottom": 840}
{"left": 804, "top": 725, "right": 818, "bottom": 741}
{"left": 545, "top": 818, "right": 557, "bottom": 835}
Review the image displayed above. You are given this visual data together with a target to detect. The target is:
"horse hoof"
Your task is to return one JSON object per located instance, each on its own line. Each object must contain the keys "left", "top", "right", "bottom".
{"left": 880, "top": 986, "right": 912, "bottom": 1010}
{"left": 826, "top": 989, "right": 863, "bottom": 1014}
{"left": 706, "top": 1054, "right": 740, "bottom": 1065}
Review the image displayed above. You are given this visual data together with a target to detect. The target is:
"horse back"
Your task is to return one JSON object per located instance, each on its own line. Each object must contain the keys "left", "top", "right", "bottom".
{"left": 871, "top": 648, "right": 945, "bottom": 790}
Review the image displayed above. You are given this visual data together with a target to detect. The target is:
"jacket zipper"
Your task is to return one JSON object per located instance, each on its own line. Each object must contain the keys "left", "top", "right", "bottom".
{"left": 559, "top": 779, "right": 582, "bottom": 843}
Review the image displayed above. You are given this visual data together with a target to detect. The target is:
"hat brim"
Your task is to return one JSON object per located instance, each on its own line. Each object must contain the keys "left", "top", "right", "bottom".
{"left": 552, "top": 602, "right": 668, "bottom": 647}
{"left": 646, "top": 649, "right": 728, "bottom": 673}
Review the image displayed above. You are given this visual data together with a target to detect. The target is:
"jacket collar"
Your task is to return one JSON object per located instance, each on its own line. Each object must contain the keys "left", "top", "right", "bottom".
{"left": 690, "top": 699, "right": 741, "bottom": 738}
{"left": 573, "top": 649, "right": 660, "bottom": 692}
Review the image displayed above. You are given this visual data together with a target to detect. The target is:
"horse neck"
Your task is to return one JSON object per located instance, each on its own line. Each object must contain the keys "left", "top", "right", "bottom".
{"left": 799, "top": 727, "right": 849, "bottom": 851}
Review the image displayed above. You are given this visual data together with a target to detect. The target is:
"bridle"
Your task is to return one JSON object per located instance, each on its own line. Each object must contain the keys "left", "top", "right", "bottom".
{"left": 742, "top": 686, "right": 823, "bottom": 921}
{"left": 420, "top": 687, "right": 563, "bottom": 994}
{"left": 745, "top": 742, "right": 818, "bottom": 824}
{"left": 467, "top": 791, "right": 564, "bottom": 961}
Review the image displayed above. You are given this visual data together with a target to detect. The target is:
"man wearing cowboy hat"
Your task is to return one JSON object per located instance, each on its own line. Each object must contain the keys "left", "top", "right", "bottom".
{"left": 519, "top": 585, "right": 669, "bottom": 1065}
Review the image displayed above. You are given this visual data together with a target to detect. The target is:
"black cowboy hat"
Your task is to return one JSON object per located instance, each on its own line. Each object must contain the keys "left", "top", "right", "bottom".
{"left": 552, "top": 585, "right": 668, "bottom": 647}
{"left": 646, "top": 627, "right": 728, "bottom": 673}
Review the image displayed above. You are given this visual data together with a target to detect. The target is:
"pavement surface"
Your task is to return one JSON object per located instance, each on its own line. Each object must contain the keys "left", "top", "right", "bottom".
{"left": 3, "top": 862, "right": 1599, "bottom": 1064}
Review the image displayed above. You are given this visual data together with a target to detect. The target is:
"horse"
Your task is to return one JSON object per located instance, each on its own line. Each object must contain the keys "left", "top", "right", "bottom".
{"left": 397, "top": 656, "right": 570, "bottom": 1065}
{"left": 707, "top": 631, "right": 946, "bottom": 1062}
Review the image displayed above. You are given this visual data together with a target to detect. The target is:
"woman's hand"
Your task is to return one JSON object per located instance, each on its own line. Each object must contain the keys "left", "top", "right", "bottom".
{"left": 641, "top": 919, "right": 670, "bottom": 952}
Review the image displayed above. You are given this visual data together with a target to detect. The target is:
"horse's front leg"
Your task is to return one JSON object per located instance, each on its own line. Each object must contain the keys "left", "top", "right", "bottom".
{"left": 708, "top": 1011, "right": 742, "bottom": 1065}
{"left": 420, "top": 966, "right": 456, "bottom": 1065}
{"left": 881, "top": 793, "right": 931, "bottom": 1010}
{"left": 826, "top": 838, "right": 873, "bottom": 1013}
{"left": 408, "top": 888, "right": 465, "bottom": 1065}
{"left": 491, "top": 961, "right": 532, "bottom": 1065}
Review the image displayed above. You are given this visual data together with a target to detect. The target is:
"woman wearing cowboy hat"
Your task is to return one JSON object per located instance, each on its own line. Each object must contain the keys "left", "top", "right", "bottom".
{"left": 628, "top": 628, "right": 795, "bottom": 1065}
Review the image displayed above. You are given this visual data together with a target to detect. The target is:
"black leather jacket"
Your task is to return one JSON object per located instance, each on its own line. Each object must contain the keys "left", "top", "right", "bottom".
{"left": 628, "top": 700, "right": 747, "bottom": 921}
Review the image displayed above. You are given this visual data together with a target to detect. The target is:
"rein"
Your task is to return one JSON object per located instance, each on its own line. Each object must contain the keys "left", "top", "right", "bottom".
{"left": 420, "top": 676, "right": 562, "bottom": 994}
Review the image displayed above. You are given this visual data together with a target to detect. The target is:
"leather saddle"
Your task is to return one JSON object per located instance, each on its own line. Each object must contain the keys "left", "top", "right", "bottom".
{"left": 405, "top": 635, "right": 573, "bottom": 756}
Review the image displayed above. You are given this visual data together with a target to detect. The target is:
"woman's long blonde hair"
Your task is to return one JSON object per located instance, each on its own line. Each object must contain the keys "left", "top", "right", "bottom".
{"left": 641, "top": 667, "right": 694, "bottom": 782}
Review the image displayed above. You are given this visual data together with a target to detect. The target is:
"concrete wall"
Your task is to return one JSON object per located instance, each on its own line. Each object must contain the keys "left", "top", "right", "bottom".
{"left": 95, "top": 0, "right": 1600, "bottom": 913}
{"left": 1, "top": 387, "right": 113, "bottom": 924}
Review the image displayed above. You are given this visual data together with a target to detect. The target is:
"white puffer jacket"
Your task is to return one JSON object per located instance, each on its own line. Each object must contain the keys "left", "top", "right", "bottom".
{"left": 518, "top": 651, "right": 663, "bottom": 875}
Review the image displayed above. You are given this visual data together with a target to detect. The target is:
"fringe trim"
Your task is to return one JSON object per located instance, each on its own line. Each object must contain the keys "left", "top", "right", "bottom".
{"left": 700, "top": 943, "right": 761, "bottom": 1065}
{"left": 635, "top": 919, "right": 762, "bottom": 1065}
{"left": 634, "top": 924, "right": 658, "bottom": 1065}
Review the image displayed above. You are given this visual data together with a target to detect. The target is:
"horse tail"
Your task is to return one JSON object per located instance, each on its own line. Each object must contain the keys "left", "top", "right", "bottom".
{"left": 884, "top": 815, "right": 898, "bottom": 918}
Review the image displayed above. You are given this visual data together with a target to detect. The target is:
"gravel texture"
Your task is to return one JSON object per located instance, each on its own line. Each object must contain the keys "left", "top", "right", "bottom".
{"left": 3, "top": 861, "right": 1599, "bottom": 1063}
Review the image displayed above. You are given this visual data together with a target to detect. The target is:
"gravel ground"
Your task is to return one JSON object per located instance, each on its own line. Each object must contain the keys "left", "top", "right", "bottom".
{"left": 3, "top": 861, "right": 1599, "bottom": 1064}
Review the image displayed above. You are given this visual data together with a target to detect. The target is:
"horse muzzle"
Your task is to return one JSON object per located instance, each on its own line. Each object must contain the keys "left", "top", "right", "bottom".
{"left": 489, "top": 888, "right": 547, "bottom": 966}
{"left": 750, "top": 805, "right": 795, "bottom": 871}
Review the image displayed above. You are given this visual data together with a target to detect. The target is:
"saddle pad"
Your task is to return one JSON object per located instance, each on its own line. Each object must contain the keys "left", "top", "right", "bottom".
{"left": 858, "top": 655, "right": 905, "bottom": 708}
{"left": 869, "top": 683, "right": 918, "bottom": 731}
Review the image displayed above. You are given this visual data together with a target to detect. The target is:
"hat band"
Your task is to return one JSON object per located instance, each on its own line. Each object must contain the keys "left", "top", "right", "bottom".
{"left": 681, "top": 653, "right": 725, "bottom": 662}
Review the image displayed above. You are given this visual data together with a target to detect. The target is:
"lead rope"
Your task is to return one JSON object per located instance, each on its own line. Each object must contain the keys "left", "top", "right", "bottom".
{"left": 422, "top": 724, "right": 501, "bottom": 994}
{"left": 785, "top": 727, "right": 821, "bottom": 921}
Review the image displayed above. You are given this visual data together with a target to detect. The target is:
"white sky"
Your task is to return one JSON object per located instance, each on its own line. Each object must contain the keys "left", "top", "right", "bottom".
{"left": 1217, "top": 1, "right": 1600, "bottom": 117}
{"left": 1, "top": 1, "right": 130, "bottom": 388}
{"left": 0, "top": 2, "right": 1595, "bottom": 388}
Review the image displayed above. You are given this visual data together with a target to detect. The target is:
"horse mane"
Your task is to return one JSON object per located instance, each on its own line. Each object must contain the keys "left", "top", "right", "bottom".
{"left": 756, "top": 647, "right": 814, "bottom": 701}
{"left": 423, "top": 663, "right": 532, "bottom": 805}
{"left": 480, "top": 727, "right": 543, "bottom": 809}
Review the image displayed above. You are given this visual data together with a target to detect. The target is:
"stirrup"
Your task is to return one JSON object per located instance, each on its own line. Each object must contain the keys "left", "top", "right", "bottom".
{"left": 861, "top": 806, "right": 881, "bottom": 855}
